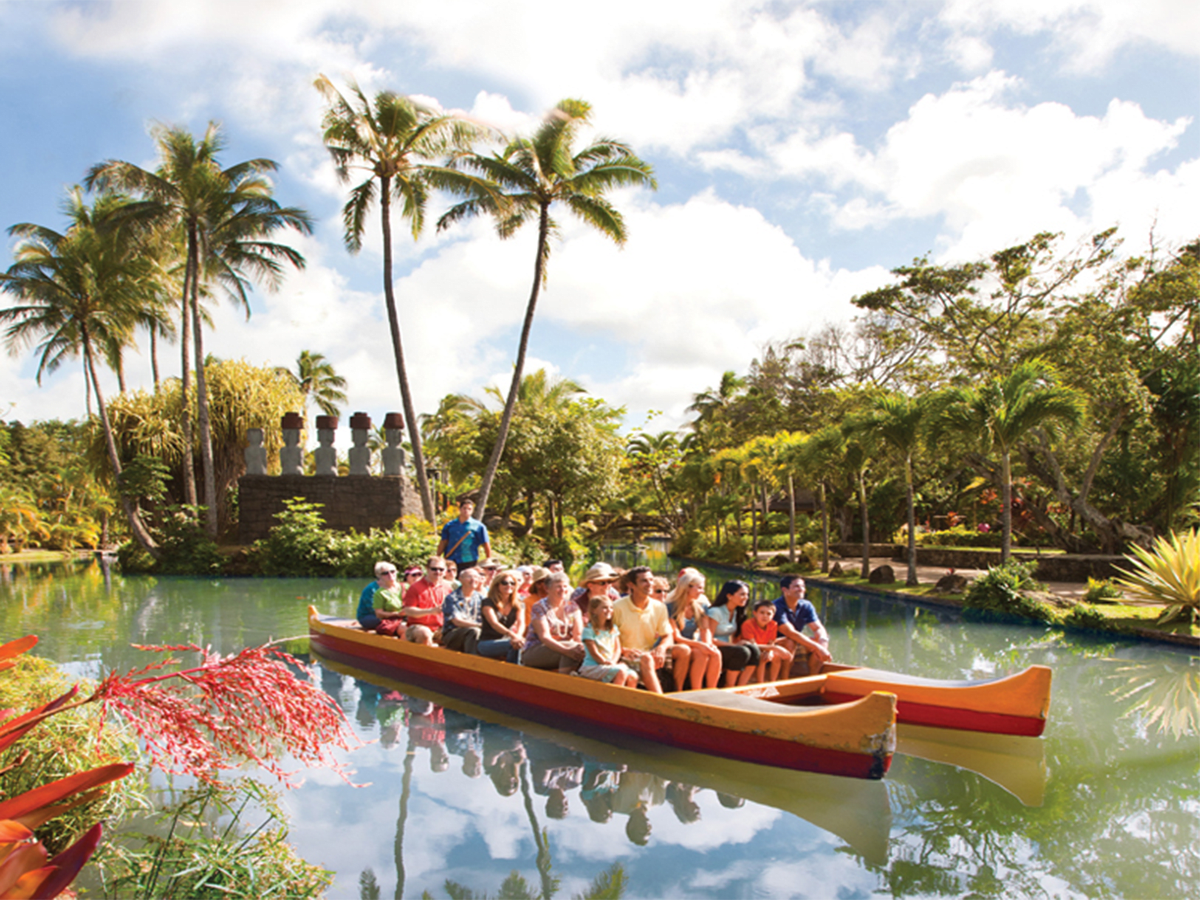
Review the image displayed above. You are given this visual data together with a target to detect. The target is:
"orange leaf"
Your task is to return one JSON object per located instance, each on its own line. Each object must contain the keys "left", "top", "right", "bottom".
{"left": 0, "top": 638, "right": 37, "bottom": 665}
{"left": 0, "top": 822, "right": 30, "bottom": 844}
{"left": 27, "top": 823, "right": 103, "bottom": 900}
{"left": 3, "top": 865, "right": 55, "bottom": 900}
{"left": 0, "top": 764, "right": 133, "bottom": 822}
{"left": 0, "top": 843, "right": 47, "bottom": 897}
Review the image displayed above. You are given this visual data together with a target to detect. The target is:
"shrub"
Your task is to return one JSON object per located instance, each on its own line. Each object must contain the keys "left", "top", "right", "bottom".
{"left": 917, "top": 525, "right": 1011, "bottom": 548}
{"left": 1115, "top": 528, "right": 1200, "bottom": 624}
{"left": 248, "top": 498, "right": 437, "bottom": 577}
{"left": 155, "top": 506, "right": 225, "bottom": 576}
{"left": 963, "top": 560, "right": 1051, "bottom": 622}
{"left": 1083, "top": 577, "right": 1124, "bottom": 604}
{"left": 1062, "top": 605, "right": 1109, "bottom": 631}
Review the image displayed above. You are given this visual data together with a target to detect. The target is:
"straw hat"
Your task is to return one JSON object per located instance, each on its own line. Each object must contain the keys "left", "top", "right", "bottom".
{"left": 528, "top": 565, "right": 551, "bottom": 585}
{"left": 581, "top": 562, "right": 618, "bottom": 583}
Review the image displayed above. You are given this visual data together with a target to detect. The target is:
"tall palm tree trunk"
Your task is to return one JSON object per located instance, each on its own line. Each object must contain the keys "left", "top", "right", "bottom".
{"left": 474, "top": 203, "right": 550, "bottom": 521}
{"left": 904, "top": 455, "right": 918, "bottom": 585}
{"left": 858, "top": 471, "right": 871, "bottom": 576}
{"left": 819, "top": 482, "right": 830, "bottom": 573}
{"left": 149, "top": 324, "right": 160, "bottom": 389}
{"left": 380, "top": 179, "right": 436, "bottom": 523}
{"left": 787, "top": 473, "right": 797, "bottom": 564}
{"left": 83, "top": 332, "right": 159, "bottom": 558}
{"left": 1000, "top": 451, "right": 1013, "bottom": 563}
{"left": 179, "top": 253, "right": 197, "bottom": 506}
{"left": 190, "top": 251, "right": 219, "bottom": 537}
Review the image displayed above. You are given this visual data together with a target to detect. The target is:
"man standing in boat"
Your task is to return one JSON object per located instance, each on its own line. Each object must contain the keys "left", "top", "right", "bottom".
{"left": 613, "top": 566, "right": 691, "bottom": 693}
{"left": 438, "top": 498, "right": 492, "bottom": 575}
{"left": 773, "top": 576, "right": 831, "bottom": 675}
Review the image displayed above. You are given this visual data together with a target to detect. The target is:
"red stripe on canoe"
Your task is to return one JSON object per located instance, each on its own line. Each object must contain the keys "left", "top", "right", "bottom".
{"left": 823, "top": 690, "right": 1046, "bottom": 737}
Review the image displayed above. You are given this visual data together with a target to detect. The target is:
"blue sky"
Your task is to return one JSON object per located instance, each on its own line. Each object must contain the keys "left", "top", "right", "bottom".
{"left": 1, "top": 0, "right": 1197, "bottom": 441}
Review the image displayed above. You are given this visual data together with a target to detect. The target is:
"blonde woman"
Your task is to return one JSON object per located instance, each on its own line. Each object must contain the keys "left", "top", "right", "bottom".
{"left": 664, "top": 569, "right": 721, "bottom": 690}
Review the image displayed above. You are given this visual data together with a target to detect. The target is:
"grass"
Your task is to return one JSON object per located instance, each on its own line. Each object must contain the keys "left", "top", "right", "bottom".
{"left": 0, "top": 548, "right": 83, "bottom": 563}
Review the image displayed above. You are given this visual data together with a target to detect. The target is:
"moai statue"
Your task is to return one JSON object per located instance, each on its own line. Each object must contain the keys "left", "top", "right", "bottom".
{"left": 381, "top": 412, "right": 407, "bottom": 476}
{"left": 314, "top": 415, "right": 339, "bottom": 475}
{"left": 244, "top": 427, "right": 267, "bottom": 475}
{"left": 280, "top": 412, "right": 304, "bottom": 475}
{"left": 348, "top": 412, "right": 372, "bottom": 476}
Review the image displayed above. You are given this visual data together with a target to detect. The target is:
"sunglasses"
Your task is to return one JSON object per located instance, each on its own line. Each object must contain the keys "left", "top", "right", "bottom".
{"left": 428, "top": 566, "right": 446, "bottom": 572}
{"left": 650, "top": 589, "right": 666, "bottom": 595}
{"left": 499, "top": 580, "right": 517, "bottom": 586}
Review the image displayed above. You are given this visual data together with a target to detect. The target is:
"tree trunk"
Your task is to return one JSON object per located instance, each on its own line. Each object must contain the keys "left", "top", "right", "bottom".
{"left": 190, "top": 236, "right": 219, "bottom": 538}
{"left": 83, "top": 332, "right": 159, "bottom": 558}
{"left": 819, "top": 482, "right": 830, "bottom": 573}
{"left": 750, "top": 479, "right": 759, "bottom": 558}
{"left": 474, "top": 202, "right": 551, "bottom": 521}
{"left": 859, "top": 470, "right": 871, "bottom": 576}
{"left": 904, "top": 455, "right": 918, "bottom": 585}
{"left": 379, "top": 177, "right": 436, "bottom": 523}
{"left": 787, "top": 473, "right": 796, "bottom": 564}
{"left": 179, "top": 251, "right": 197, "bottom": 507}
{"left": 149, "top": 324, "right": 160, "bottom": 390}
{"left": 1000, "top": 450, "right": 1013, "bottom": 564}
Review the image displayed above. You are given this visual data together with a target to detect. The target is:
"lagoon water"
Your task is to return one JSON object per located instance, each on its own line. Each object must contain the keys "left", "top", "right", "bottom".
{"left": 2, "top": 551, "right": 1197, "bottom": 899}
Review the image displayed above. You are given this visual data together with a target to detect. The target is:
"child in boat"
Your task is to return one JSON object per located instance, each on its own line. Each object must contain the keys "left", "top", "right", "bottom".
{"left": 579, "top": 596, "right": 640, "bottom": 688}
{"left": 740, "top": 599, "right": 794, "bottom": 683}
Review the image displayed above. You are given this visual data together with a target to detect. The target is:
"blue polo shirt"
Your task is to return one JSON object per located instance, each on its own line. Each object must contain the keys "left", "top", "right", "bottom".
{"left": 774, "top": 597, "right": 819, "bottom": 634}
{"left": 440, "top": 517, "right": 489, "bottom": 566}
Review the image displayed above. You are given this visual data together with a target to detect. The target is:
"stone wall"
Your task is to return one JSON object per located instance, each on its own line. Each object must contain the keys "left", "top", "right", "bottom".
{"left": 237, "top": 474, "right": 421, "bottom": 543}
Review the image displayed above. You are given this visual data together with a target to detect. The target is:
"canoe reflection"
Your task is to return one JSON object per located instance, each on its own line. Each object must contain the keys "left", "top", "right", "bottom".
{"left": 324, "top": 656, "right": 893, "bottom": 864}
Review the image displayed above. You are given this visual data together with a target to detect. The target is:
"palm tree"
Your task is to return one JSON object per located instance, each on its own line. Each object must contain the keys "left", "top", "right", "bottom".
{"left": 88, "top": 122, "right": 312, "bottom": 537}
{"left": 281, "top": 350, "right": 348, "bottom": 417}
{"left": 438, "top": 98, "right": 656, "bottom": 520}
{"left": 849, "top": 394, "right": 928, "bottom": 585}
{"left": 935, "top": 360, "right": 1085, "bottom": 562}
{"left": 315, "top": 75, "right": 493, "bottom": 523}
{"left": 1, "top": 189, "right": 161, "bottom": 557}
{"left": 797, "top": 426, "right": 846, "bottom": 573}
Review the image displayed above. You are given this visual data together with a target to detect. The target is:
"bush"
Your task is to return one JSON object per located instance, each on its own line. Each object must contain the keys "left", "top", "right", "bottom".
{"left": 1114, "top": 528, "right": 1200, "bottom": 624}
{"left": 156, "top": 506, "right": 225, "bottom": 576}
{"left": 491, "top": 530, "right": 546, "bottom": 567}
{"left": 1083, "top": 577, "right": 1124, "bottom": 604}
{"left": 248, "top": 498, "right": 437, "bottom": 577}
{"left": 918, "top": 525, "right": 1010, "bottom": 548}
{"left": 1062, "top": 605, "right": 1109, "bottom": 631}
{"left": 963, "top": 560, "right": 1051, "bottom": 622}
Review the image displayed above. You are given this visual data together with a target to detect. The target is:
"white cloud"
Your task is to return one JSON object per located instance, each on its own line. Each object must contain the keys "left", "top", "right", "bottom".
{"left": 940, "top": 0, "right": 1200, "bottom": 71}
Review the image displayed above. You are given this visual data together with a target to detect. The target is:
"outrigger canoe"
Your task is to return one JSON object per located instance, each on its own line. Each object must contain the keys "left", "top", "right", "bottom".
{"left": 721, "top": 663, "right": 1052, "bottom": 737}
{"left": 308, "top": 608, "right": 896, "bottom": 780}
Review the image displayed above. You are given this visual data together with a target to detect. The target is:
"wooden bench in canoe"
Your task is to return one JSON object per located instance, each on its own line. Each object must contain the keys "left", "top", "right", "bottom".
{"left": 307, "top": 607, "right": 896, "bottom": 780}
{"left": 719, "top": 663, "right": 1053, "bottom": 737}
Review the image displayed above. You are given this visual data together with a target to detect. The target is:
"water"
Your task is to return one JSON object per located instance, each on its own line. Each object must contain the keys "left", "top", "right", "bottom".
{"left": 1, "top": 554, "right": 1197, "bottom": 899}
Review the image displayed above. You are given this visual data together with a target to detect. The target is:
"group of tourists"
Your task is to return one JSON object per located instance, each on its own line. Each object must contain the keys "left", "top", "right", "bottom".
{"left": 355, "top": 499, "right": 832, "bottom": 692}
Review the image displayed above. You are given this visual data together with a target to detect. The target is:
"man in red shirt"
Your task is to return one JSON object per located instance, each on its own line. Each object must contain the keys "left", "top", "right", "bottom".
{"left": 397, "top": 556, "right": 450, "bottom": 638}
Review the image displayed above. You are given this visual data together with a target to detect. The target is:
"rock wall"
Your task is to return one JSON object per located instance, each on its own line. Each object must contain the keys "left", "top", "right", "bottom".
{"left": 237, "top": 474, "right": 421, "bottom": 543}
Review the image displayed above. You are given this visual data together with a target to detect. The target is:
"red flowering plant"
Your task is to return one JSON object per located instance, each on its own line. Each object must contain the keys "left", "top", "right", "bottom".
{"left": 0, "top": 633, "right": 362, "bottom": 898}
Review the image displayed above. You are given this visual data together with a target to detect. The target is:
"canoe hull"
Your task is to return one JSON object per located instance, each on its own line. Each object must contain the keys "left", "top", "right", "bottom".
{"left": 308, "top": 609, "right": 895, "bottom": 780}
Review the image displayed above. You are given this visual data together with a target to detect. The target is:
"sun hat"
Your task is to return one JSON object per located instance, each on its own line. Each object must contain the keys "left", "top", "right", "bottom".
{"left": 528, "top": 565, "right": 551, "bottom": 585}
{"left": 581, "top": 562, "right": 618, "bottom": 583}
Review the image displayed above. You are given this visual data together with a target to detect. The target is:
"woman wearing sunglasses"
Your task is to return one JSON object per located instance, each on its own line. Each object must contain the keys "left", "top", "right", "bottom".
{"left": 477, "top": 570, "right": 526, "bottom": 663}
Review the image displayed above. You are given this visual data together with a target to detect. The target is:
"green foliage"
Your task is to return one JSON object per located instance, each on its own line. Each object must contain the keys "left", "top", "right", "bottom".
{"left": 248, "top": 498, "right": 437, "bottom": 577}
{"left": 1083, "top": 577, "right": 1125, "bottom": 604}
{"left": 155, "top": 506, "right": 225, "bottom": 575}
{"left": 917, "top": 525, "right": 1009, "bottom": 548}
{"left": 118, "top": 540, "right": 158, "bottom": 574}
{"left": 0, "top": 653, "right": 143, "bottom": 855}
{"left": 95, "top": 779, "right": 332, "bottom": 900}
{"left": 117, "top": 455, "right": 172, "bottom": 503}
{"left": 490, "top": 529, "right": 546, "bottom": 567}
{"left": 1115, "top": 529, "right": 1200, "bottom": 624}
{"left": 1063, "top": 605, "right": 1109, "bottom": 631}
{"left": 963, "top": 560, "right": 1051, "bottom": 622}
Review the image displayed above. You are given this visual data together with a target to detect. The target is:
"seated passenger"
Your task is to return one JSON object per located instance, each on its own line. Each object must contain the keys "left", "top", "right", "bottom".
{"left": 570, "top": 562, "right": 621, "bottom": 616}
{"left": 740, "top": 599, "right": 794, "bottom": 683}
{"left": 396, "top": 557, "right": 450, "bottom": 637}
{"left": 522, "top": 572, "right": 585, "bottom": 672}
{"left": 612, "top": 566, "right": 689, "bottom": 692}
{"left": 700, "top": 580, "right": 759, "bottom": 686}
{"left": 477, "top": 569, "right": 526, "bottom": 663}
{"left": 442, "top": 567, "right": 485, "bottom": 653}
{"left": 773, "top": 576, "right": 831, "bottom": 676}
{"left": 405, "top": 624, "right": 436, "bottom": 645}
{"left": 356, "top": 561, "right": 398, "bottom": 632}
{"left": 578, "top": 595, "right": 639, "bottom": 688}
{"left": 664, "top": 568, "right": 721, "bottom": 690}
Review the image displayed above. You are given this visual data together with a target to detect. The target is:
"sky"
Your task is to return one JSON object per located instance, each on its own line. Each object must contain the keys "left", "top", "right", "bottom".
{"left": 1, "top": 0, "right": 1197, "bottom": 443}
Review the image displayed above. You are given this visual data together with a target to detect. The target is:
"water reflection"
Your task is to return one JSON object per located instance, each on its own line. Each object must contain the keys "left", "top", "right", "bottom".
{"left": 3, "top": 559, "right": 1197, "bottom": 898}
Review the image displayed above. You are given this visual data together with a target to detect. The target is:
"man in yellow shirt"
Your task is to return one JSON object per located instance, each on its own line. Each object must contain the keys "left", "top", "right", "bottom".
{"left": 612, "top": 566, "right": 692, "bottom": 693}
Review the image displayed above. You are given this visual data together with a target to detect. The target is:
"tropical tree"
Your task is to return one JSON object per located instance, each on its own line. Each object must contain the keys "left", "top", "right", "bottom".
{"left": 848, "top": 393, "right": 929, "bottom": 585}
{"left": 0, "top": 189, "right": 162, "bottom": 556}
{"left": 281, "top": 350, "right": 348, "bottom": 418}
{"left": 934, "top": 360, "right": 1085, "bottom": 562}
{"left": 87, "top": 122, "right": 312, "bottom": 537}
{"left": 315, "top": 75, "right": 493, "bottom": 523}
{"left": 438, "top": 98, "right": 656, "bottom": 520}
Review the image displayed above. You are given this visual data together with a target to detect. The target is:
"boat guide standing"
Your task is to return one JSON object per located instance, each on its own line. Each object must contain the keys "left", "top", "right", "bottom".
{"left": 438, "top": 498, "right": 492, "bottom": 574}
